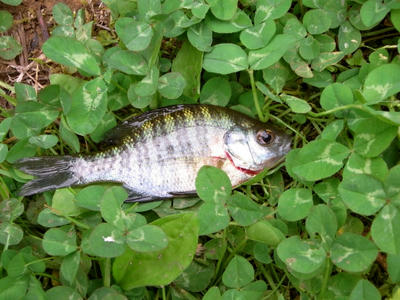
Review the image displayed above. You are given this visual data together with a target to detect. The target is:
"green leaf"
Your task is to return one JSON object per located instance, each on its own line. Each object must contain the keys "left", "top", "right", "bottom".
{"left": 387, "top": 253, "right": 400, "bottom": 282}
{"left": 360, "top": 0, "right": 390, "bottom": 27}
{"left": 303, "top": 9, "right": 331, "bottom": 34}
{"left": 75, "top": 185, "right": 104, "bottom": 211}
{"left": 126, "top": 225, "right": 168, "bottom": 252}
{"left": 42, "top": 36, "right": 100, "bottom": 76}
{"left": 127, "top": 85, "right": 153, "bottom": 109}
{"left": 343, "top": 153, "right": 388, "bottom": 182}
{"left": 203, "top": 287, "right": 222, "bottom": 300}
{"left": 115, "top": 18, "right": 153, "bottom": 51}
{"left": 138, "top": 0, "right": 161, "bottom": 20}
{"left": 104, "top": 49, "right": 148, "bottom": 75}
{"left": 305, "top": 204, "right": 338, "bottom": 249}
{"left": 66, "top": 77, "right": 108, "bottom": 135}
{"left": 320, "top": 83, "right": 354, "bottom": 117}
{"left": 353, "top": 119, "right": 397, "bottom": 158}
{"left": 53, "top": 2, "right": 73, "bottom": 25}
{"left": 100, "top": 186, "right": 134, "bottom": 230}
{"left": 283, "top": 17, "right": 307, "bottom": 40}
{"left": 350, "top": 279, "right": 381, "bottom": 300}
{"left": 248, "top": 34, "right": 297, "bottom": 70}
{"left": 299, "top": 36, "right": 320, "bottom": 60}
{"left": 205, "top": 10, "right": 252, "bottom": 33}
{"left": 385, "top": 165, "right": 400, "bottom": 204}
{"left": 0, "top": 10, "right": 13, "bottom": 32}
{"left": 331, "top": 232, "right": 378, "bottom": 273}
{"left": 281, "top": 95, "right": 311, "bottom": 114}
{"left": 198, "top": 202, "right": 230, "bottom": 235}
{"left": 208, "top": 0, "right": 237, "bottom": 20}
{"left": 371, "top": 204, "right": 400, "bottom": 254}
{"left": 113, "top": 213, "right": 198, "bottom": 289}
{"left": 287, "top": 139, "right": 350, "bottom": 181}
{"left": 0, "top": 275, "right": 29, "bottom": 300}
{"left": 0, "top": 198, "right": 24, "bottom": 222}
{"left": 0, "top": 223, "right": 23, "bottom": 246}
{"left": 0, "top": 144, "right": 8, "bottom": 163}
{"left": 200, "top": 77, "right": 231, "bottom": 106}
{"left": 246, "top": 220, "right": 285, "bottom": 247}
{"left": 29, "top": 135, "right": 58, "bottom": 149}
{"left": 203, "top": 43, "right": 248, "bottom": 74}
{"left": 339, "top": 174, "right": 386, "bottom": 216}
{"left": 158, "top": 72, "right": 186, "bottom": 99}
{"left": 88, "top": 223, "right": 126, "bottom": 258}
{"left": 0, "top": 36, "right": 22, "bottom": 60}
{"left": 363, "top": 64, "right": 400, "bottom": 104}
{"left": 37, "top": 208, "right": 70, "bottom": 227}
{"left": 240, "top": 20, "right": 276, "bottom": 50}
{"left": 0, "top": 0, "right": 22, "bottom": 5}
{"left": 222, "top": 255, "right": 254, "bottom": 288}
{"left": 0, "top": 118, "right": 11, "bottom": 141}
{"left": 311, "top": 51, "right": 345, "bottom": 72}
{"left": 133, "top": 66, "right": 159, "bottom": 97}
{"left": 172, "top": 41, "right": 203, "bottom": 100}
{"left": 60, "top": 251, "right": 80, "bottom": 286}
{"left": 262, "top": 61, "right": 290, "bottom": 93}
{"left": 59, "top": 117, "right": 79, "bottom": 153}
{"left": 320, "top": 120, "right": 345, "bottom": 141}
{"left": 277, "top": 188, "right": 313, "bottom": 221}
{"left": 227, "top": 193, "right": 263, "bottom": 226}
{"left": 338, "top": 21, "right": 361, "bottom": 55}
{"left": 277, "top": 236, "right": 326, "bottom": 275}
{"left": 90, "top": 111, "right": 117, "bottom": 143}
{"left": 11, "top": 109, "right": 59, "bottom": 139}
{"left": 52, "top": 188, "right": 83, "bottom": 217}
{"left": 205, "top": 238, "right": 226, "bottom": 260}
{"left": 42, "top": 226, "right": 77, "bottom": 256}
{"left": 174, "top": 261, "right": 215, "bottom": 292}
{"left": 195, "top": 166, "right": 232, "bottom": 202}
{"left": 254, "top": 0, "right": 292, "bottom": 24}
{"left": 46, "top": 286, "right": 83, "bottom": 300}
{"left": 187, "top": 22, "right": 213, "bottom": 52}
{"left": 6, "top": 138, "right": 36, "bottom": 163}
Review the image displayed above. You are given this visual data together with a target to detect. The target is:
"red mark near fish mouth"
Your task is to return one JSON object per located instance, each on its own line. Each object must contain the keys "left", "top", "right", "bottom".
{"left": 224, "top": 151, "right": 261, "bottom": 176}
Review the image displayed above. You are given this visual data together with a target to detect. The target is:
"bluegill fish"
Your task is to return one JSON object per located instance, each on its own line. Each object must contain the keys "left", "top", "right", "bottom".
{"left": 16, "top": 104, "right": 291, "bottom": 202}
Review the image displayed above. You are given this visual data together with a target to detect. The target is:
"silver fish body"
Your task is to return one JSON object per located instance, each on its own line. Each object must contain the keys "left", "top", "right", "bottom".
{"left": 16, "top": 104, "right": 291, "bottom": 202}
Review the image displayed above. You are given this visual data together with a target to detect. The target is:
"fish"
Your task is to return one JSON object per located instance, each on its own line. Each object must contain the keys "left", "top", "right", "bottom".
{"left": 15, "top": 104, "right": 291, "bottom": 202}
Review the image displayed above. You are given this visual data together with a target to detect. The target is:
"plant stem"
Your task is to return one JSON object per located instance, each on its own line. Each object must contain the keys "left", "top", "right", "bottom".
{"left": 269, "top": 114, "right": 307, "bottom": 143}
{"left": 248, "top": 69, "right": 265, "bottom": 122}
{"left": 0, "top": 88, "right": 17, "bottom": 106}
{"left": 104, "top": 258, "right": 111, "bottom": 287}
{"left": 319, "top": 258, "right": 332, "bottom": 299}
{"left": 162, "top": 286, "right": 167, "bottom": 300}
{"left": 307, "top": 104, "right": 364, "bottom": 117}
{"left": 0, "top": 80, "right": 15, "bottom": 93}
{"left": 361, "top": 27, "right": 395, "bottom": 37}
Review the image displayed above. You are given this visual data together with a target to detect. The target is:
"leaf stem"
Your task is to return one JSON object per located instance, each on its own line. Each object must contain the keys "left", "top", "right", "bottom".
{"left": 104, "top": 258, "right": 111, "bottom": 288}
{"left": 0, "top": 88, "right": 17, "bottom": 107}
{"left": 0, "top": 80, "right": 15, "bottom": 93}
{"left": 162, "top": 286, "right": 167, "bottom": 300}
{"left": 248, "top": 69, "right": 265, "bottom": 122}
{"left": 319, "top": 258, "right": 332, "bottom": 299}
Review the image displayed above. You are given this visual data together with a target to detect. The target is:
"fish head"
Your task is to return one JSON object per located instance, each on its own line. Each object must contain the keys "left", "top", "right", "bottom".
{"left": 224, "top": 123, "right": 291, "bottom": 173}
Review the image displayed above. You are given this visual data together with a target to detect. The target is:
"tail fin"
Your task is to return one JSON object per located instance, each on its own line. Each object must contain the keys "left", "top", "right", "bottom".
{"left": 15, "top": 156, "right": 78, "bottom": 196}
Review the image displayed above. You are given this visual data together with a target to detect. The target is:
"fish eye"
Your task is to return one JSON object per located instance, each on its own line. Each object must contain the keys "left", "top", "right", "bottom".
{"left": 256, "top": 129, "right": 274, "bottom": 146}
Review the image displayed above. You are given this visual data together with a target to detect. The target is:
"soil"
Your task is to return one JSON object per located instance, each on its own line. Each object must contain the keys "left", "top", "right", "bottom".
{"left": 0, "top": 0, "right": 110, "bottom": 109}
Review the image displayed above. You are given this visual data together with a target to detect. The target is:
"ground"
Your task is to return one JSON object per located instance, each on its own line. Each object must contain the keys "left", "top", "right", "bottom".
{"left": 0, "top": 0, "right": 110, "bottom": 110}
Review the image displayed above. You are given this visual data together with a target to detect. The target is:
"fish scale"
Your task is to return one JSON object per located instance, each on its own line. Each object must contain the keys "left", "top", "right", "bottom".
{"left": 16, "top": 104, "right": 291, "bottom": 201}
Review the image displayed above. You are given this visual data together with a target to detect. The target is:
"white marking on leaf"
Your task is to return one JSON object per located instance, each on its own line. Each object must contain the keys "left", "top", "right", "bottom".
{"left": 364, "top": 83, "right": 392, "bottom": 98}
{"left": 103, "top": 236, "right": 115, "bottom": 242}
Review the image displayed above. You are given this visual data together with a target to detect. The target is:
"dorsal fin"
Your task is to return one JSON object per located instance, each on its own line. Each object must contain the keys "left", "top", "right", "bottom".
{"left": 101, "top": 105, "right": 189, "bottom": 146}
